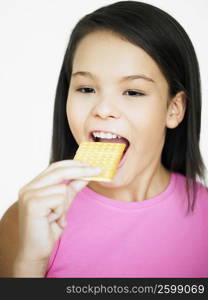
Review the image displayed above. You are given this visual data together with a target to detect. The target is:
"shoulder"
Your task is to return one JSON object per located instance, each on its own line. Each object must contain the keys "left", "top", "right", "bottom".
{"left": 197, "top": 180, "right": 208, "bottom": 202}
{"left": 1, "top": 201, "right": 18, "bottom": 221}
{"left": 173, "top": 172, "right": 208, "bottom": 209}
{"left": 0, "top": 201, "right": 18, "bottom": 232}
{"left": 191, "top": 179, "right": 208, "bottom": 212}
{"left": 174, "top": 172, "right": 208, "bottom": 196}
{"left": 0, "top": 201, "right": 19, "bottom": 277}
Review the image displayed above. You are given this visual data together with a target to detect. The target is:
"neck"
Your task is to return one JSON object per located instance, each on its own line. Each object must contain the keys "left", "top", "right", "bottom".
{"left": 87, "top": 164, "right": 171, "bottom": 202}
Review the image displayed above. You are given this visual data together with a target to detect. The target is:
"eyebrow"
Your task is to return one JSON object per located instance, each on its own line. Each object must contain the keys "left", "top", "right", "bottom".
{"left": 71, "top": 71, "right": 155, "bottom": 83}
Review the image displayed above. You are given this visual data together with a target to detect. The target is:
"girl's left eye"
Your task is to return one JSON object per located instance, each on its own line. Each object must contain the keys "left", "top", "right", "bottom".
{"left": 124, "top": 90, "right": 145, "bottom": 97}
{"left": 76, "top": 87, "right": 95, "bottom": 93}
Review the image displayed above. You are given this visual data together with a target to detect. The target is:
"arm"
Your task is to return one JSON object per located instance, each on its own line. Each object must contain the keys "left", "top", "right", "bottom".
{"left": 0, "top": 202, "right": 47, "bottom": 278}
{"left": 0, "top": 202, "right": 19, "bottom": 277}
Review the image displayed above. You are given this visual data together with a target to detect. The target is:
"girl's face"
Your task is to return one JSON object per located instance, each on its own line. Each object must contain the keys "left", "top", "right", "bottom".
{"left": 66, "top": 31, "right": 178, "bottom": 188}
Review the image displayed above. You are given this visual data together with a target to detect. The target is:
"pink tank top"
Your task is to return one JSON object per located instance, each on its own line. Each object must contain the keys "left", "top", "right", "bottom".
{"left": 45, "top": 172, "right": 208, "bottom": 278}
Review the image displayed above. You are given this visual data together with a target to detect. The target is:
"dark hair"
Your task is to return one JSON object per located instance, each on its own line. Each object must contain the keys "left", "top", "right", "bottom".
{"left": 49, "top": 1, "right": 207, "bottom": 213}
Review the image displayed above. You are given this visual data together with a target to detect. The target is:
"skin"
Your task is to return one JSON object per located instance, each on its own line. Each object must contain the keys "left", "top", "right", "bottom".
{"left": 66, "top": 30, "right": 186, "bottom": 203}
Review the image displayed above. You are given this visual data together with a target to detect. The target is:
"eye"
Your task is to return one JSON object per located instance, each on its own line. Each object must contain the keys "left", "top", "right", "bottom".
{"left": 76, "top": 87, "right": 95, "bottom": 93}
{"left": 124, "top": 90, "right": 145, "bottom": 97}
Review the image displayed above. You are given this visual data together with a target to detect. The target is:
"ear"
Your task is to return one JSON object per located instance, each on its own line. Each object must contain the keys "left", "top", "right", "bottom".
{"left": 166, "top": 91, "right": 187, "bottom": 129}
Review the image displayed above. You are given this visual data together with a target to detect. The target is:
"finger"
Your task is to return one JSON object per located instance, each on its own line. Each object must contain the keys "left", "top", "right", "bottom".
{"left": 21, "top": 183, "right": 67, "bottom": 200}
{"left": 23, "top": 181, "right": 86, "bottom": 219}
{"left": 41, "top": 159, "right": 91, "bottom": 175}
{"left": 23, "top": 194, "right": 66, "bottom": 218}
{"left": 28, "top": 160, "right": 91, "bottom": 187}
{"left": 50, "top": 221, "right": 64, "bottom": 241}
{"left": 57, "top": 215, "right": 68, "bottom": 228}
{"left": 24, "top": 165, "right": 102, "bottom": 190}
{"left": 48, "top": 205, "right": 64, "bottom": 222}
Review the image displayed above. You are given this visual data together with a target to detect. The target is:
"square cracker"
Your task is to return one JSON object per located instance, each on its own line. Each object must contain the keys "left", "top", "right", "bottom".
{"left": 73, "top": 142, "right": 126, "bottom": 182}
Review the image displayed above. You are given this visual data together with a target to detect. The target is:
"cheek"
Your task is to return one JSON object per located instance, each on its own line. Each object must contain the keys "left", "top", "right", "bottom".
{"left": 67, "top": 93, "right": 91, "bottom": 118}
{"left": 66, "top": 99, "right": 86, "bottom": 142}
{"left": 132, "top": 102, "right": 167, "bottom": 144}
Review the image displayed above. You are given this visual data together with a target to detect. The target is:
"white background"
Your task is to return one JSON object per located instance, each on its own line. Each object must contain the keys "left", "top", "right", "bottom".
{"left": 0, "top": 0, "right": 207, "bottom": 218}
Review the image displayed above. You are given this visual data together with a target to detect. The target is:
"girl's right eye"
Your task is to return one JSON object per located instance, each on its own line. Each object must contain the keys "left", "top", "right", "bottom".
{"left": 76, "top": 87, "right": 95, "bottom": 93}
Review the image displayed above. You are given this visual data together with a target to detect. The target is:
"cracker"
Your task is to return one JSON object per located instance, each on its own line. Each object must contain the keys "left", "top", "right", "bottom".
{"left": 73, "top": 142, "right": 126, "bottom": 182}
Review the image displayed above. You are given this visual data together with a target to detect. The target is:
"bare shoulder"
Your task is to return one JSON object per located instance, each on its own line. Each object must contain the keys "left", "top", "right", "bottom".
{"left": 0, "top": 201, "right": 18, "bottom": 229}
{"left": 0, "top": 201, "right": 19, "bottom": 277}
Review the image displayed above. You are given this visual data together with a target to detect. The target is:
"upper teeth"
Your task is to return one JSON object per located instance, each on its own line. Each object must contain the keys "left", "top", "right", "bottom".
{"left": 92, "top": 131, "right": 121, "bottom": 139}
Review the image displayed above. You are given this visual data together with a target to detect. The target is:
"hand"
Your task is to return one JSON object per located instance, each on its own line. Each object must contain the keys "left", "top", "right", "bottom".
{"left": 15, "top": 160, "right": 102, "bottom": 263}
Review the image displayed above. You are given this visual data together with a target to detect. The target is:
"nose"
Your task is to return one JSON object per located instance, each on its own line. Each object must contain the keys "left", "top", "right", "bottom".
{"left": 91, "top": 97, "right": 120, "bottom": 120}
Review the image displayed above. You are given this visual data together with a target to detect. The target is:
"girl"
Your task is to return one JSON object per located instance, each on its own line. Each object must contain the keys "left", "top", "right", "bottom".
{"left": 0, "top": 1, "right": 208, "bottom": 278}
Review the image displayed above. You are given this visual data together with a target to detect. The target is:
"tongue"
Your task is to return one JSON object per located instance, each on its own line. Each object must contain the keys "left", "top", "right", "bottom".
{"left": 98, "top": 137, "right": 129, "bottom": 150}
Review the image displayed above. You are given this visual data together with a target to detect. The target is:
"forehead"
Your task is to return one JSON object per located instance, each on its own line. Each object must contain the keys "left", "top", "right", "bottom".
{"left": 72, "top": 31, "right": 166, "bottom": 86}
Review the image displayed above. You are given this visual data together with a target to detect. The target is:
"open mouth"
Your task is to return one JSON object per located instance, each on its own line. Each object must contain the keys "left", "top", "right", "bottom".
{"left": 89, "top": 132, "right": 130, "bottom": 158}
